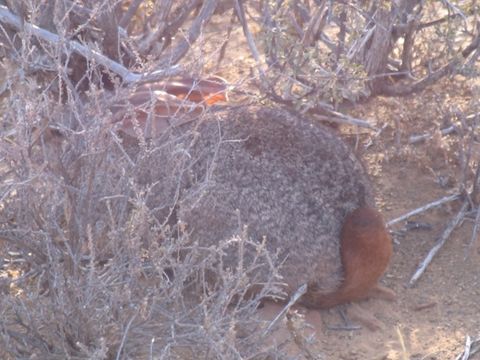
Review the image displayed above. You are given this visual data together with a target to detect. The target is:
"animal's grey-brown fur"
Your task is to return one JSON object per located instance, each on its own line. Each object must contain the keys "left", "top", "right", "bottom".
{"left": 173, "top": 107, "right": 374, "bottom": 297}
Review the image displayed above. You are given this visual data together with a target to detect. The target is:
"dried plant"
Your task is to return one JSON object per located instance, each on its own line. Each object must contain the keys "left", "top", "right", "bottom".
{"left": 0, "top": 1, "right": 288, "bottom": 359}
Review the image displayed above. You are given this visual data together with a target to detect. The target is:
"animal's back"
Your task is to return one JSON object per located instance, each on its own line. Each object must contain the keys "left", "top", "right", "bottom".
{"left": 178, "top": 107, "right": 375, "bottom": 297}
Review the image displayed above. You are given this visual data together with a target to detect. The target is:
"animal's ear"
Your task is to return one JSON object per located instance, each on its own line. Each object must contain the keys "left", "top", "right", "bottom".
{"left": 195, "top": 76, "right": 229, "bottom": 105}
{"left": 110, "top": 89, "right": 203, "bottom": 139}
{"left": 109, "top": 76, "right": 228, "bottom": 139}
{"left": 153, "top": 76, "right": 228, "bottom": 105}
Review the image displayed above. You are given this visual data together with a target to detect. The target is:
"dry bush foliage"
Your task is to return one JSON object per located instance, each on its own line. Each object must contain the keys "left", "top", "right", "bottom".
{"left": 255, "top": 1, "right": 479, "bottom": 118}
{"left": 0, "top": 95, "right": 291, "bottom": 359}
{"left": 0, "top": 94, "right": 287, "bottom": 359}
{"left": 0, "top": 1, "right": 479, "bottom": 359}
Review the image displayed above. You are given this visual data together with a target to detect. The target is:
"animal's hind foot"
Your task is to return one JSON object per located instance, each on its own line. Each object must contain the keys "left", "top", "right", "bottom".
{"left": 344, "top": 303, "right": 384, "bottom": 331}
{"left": 367, "top": 284, "right": 396, "bottom": 302}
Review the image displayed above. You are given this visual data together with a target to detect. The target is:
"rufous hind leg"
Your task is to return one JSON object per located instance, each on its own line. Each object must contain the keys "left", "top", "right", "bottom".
{"left": 301, "top": 206, "right": 394, "bottom": 308}
{"left": 337, "top": 206, "right": 393, "bottom": 303}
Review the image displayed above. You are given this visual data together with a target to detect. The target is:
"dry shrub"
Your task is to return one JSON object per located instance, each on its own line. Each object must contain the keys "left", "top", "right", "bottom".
{"left": 0, "top": 1, "right": 296, "bottom": 359}
{"left": 0, "top": 2, "right": 289, "bottom": 357}
{"left": 0, "top": 76, "right": 291, "bottom": 358}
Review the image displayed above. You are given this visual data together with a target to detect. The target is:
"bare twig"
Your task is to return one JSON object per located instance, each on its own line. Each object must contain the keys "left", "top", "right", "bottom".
{"left": 408, "top": 200, "right": 468, "bottom": 287}
{"left": 65, "top": 0, "right": 129, "bottom": 37}
{"left": 97, "top": 2, "right": 120, "bottom": 61}
{"left": 465, "top": 205, "right": 480, "bottom": 260}
{"left": 457, "top": 335, "right": 472, "bottom": 360}
{"left": 454, "top": 335, "right": 480, "bottom": 360}
{"left": 395, "top": 325, "right": 409, "bottom": 360}
{"left": 314, "top": 112, "right": 377, "bottom": 130}
{"left": 408, "top": 125, "right": 457, "bottom": 144}
{"left": 216, "top": 8, "right": 236, "bottom": 68}
{"left": 136, "top": 0, "right": 174, "bottom": 55}
{"left": 301, "top": 1, "right": 328, "bottom": 47}
{"left": 382, "top": 24, "right": 480, "bottom": 97}
{"left": 387, "top": 193, "right": 461, "bottom": 226}
{"left": 469, "top": 113, "right": 480, "bottom": 201}
{"left": 119, "top": 0, "right": 143, "bottom": 28}
{"left": 234, "top": 0, "right": 267, "bottom": 82}
{"left": 116, "top": 314, "right": 137, "bottom": 360}
{"left": 440, "top": 0, "right": 468, "bottom": 23}
{"left": 157, "top": 0, "right": 218, "bottom": 67}
{"left": 0, "top": 5, "right": 182, "bottom": 83}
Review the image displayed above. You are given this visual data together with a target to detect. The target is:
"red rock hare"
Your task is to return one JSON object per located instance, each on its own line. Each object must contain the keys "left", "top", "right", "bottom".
{"left": 172, "top": 107, "right": 393, "bottom": 308}
{"left": 112, "top": 77, "right": 392, "bottom": 308}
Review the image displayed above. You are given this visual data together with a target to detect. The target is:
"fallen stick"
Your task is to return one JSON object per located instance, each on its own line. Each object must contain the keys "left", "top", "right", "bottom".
{"left": 454, "top": 334, "right": 475, "bottom": 360}
{"left": 409, "top": 112, "right": 480, "bottom": 144}
{"left": 314, "top": 113, "right": 377, "bottom": 130}
{"left": 408, "top": 125, "right": 457, "bottom": 144}
{"left": 387, "top": 193, "right": 461, "bottom": 226}
{"left": 460, "top": 335, "right": 472, "bottom": 360}
{"left": 465, "top": 204, "right": 480, "bottom": 259}
{"left": 408, "top": 200, "right": 468, "bottom": 287}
